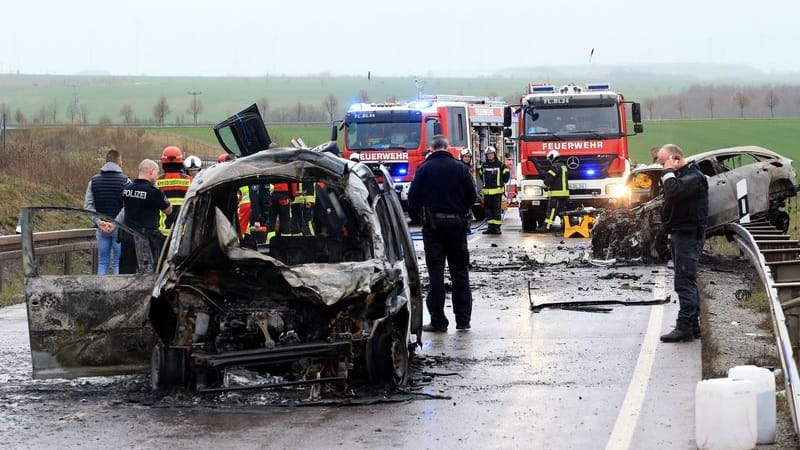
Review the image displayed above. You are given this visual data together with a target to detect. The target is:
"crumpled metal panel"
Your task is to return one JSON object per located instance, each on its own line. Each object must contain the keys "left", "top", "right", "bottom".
{"left": 214, "top": 208, "right": 384, "bottom": 306}
{"left": 26, "top": 274, "right": 155, "bottom": 379}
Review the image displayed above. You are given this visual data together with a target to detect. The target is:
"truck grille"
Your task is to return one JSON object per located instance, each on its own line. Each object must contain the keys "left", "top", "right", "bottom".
{"left": 532, "top": 154, "right": 617, "bottom": 180}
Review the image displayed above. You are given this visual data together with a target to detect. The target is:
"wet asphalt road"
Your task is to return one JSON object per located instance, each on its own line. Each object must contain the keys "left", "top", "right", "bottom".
{"left": 0, "top": 209, "right": 701, "bottom": 449}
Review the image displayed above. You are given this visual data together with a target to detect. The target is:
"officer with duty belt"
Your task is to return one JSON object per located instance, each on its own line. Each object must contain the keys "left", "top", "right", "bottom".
{"left": 542, "top": 150, "right": 570, "bottom": 231}
{"left": 408, "top": 135, "right": 477, "bottom": 332}
{"left": 480, "top": 146, "right": 510, "bottom": 235}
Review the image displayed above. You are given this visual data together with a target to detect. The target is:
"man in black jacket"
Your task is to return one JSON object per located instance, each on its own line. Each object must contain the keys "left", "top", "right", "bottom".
{"left": 656, "top": 144, "right": 709, "bottom": 342}
{"left": 408, "top": 135, "right": 477, "bottom": 332}
{"left": 84, "top": 149, "right": 129, "bottom": 275}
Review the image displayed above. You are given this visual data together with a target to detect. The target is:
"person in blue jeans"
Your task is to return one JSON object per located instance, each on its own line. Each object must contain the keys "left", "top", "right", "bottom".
{"left": 84, "top": 149, "right": 129, "bottom": 275}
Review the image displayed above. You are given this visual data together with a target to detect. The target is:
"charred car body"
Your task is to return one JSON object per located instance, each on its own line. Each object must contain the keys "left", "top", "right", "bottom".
{"left": 23, "top": 105, "right": 422, "bottom": 392}
{"left": 593, "top": 146, "right": 797, "bottom": 261}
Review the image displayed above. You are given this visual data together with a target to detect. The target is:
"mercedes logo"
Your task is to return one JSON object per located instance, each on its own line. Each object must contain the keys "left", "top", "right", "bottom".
{"left": 566, "top": 156, "right": 580, "bottom": 170}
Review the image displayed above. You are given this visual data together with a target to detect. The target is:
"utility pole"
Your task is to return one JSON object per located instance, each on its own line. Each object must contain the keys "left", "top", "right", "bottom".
{"left": 187, "top": 91, "right": 202, "bottom": 125}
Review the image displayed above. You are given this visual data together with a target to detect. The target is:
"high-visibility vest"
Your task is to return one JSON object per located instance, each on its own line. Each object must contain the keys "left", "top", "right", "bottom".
{"left": 545, "top": 163, "right": 570, "bottom": 198}
{"left": 482, "top": 160, "right": 509, "bottom": 196}
{"left": 157, "top": 172, "right": 191, "bottom": 234}
{"left": 291, "top": 181, "right": 316, "bottom": 205}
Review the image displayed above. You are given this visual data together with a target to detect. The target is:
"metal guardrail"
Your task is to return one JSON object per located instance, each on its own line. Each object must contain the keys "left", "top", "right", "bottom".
{"left": 0, "top": 228, "right": 96, "bottom": 290}
{"left": 727, "top": 220, "right": 800, "bottom": 435}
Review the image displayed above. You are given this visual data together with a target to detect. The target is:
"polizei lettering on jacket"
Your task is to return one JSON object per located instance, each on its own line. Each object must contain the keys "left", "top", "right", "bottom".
{"left": 123, "top": 188, "right": 148, "bottom": 200}
{"left": 359, "top": 151, "right": 409, "bottom": 162}
{"left": 542, "top": 141, "right": 604, "bottom": 151}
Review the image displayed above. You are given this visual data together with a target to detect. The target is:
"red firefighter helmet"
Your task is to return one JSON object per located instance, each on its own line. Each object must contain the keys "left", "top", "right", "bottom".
{"left": 161, "top": 146, "right": 183, "bottom": 164}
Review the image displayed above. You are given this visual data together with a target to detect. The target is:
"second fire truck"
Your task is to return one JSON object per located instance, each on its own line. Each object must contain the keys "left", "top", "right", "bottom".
{"left": 341, "top": 95, "right": 510, "bottom": 215}
{"left": 505, "top": 83, "right": 643, "bottom": 231}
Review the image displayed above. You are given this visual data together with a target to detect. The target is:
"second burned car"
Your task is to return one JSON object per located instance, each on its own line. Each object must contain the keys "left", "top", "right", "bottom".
{"left": 593, "top": 145, "right": 797, "bottom": 261}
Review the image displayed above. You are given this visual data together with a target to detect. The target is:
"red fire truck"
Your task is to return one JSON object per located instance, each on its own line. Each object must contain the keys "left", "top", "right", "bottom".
{"left": 505, "top": 83, "right": 643, "bottom": 231}
{"left": 341, "top": 95, "right": 509, "bottom": 213}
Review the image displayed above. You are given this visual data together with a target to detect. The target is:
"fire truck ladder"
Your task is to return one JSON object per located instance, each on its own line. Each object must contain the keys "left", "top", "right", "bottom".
{"left": 727, "top": 219, "right": 800, "bottom": 435}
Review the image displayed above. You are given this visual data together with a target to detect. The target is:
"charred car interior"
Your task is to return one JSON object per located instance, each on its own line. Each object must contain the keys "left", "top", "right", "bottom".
{"left": 593, "top": 145, "right": 797, "bottom": 261}
{"left": 23, "top": 105, "right": 422, "bottom": 396}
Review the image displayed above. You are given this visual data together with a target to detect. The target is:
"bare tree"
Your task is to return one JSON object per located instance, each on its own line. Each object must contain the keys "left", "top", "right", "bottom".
{"left": 119, "top": 104, "right": 134, "bottom": 124}
{"left": 35, "top": 106, "right": 47, "bottom": 124}
{"left": 356, "top": 89, "right": 371, "bottom": 103}
{"left": 78, "top": 104, "right": 89, "bottom": 124}
{"left": 386, "top": 95, "right": 400, "bottom": 103}
{"left": 186, "top": 97, "right": 203, "bottom": 125}
{"left": 97, "top": 115, "right": 112, "bottom": 126}
{"left": 644, "top": 98, "right": 656, "bottom": 120}
{"left": 14, "top": 108, "right": 27, "bottom": 125}
{"left": 731, "top": 90, "right": 751, "bottom": 118}
{"left": 66, "top": 102, "right": 78, "bottom": 124}
{"left": 321, "top": 93, "right": 339, "bottom": 121}
{"left": 47, "top": 99, "right": 58, "bottom": 124}
{"left": 153, "top": 96, "right": 171, "bottom": 125}
{"left": 704, "top": 95, "right": 715, "bottom": 119}
{"left": 257, "top": 97, "right": 270, "bottom": 120}
{"left": 294, "top": 102, "right": 305, "bottom": 122}
{"left": 763, "top": 90, "right": 780, "bottom": 118}
{"left": 676, "top": 97, "right": 686, "bottom": 119}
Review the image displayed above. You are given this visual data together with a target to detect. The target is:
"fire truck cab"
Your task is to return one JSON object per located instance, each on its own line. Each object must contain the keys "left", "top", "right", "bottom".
{"left": 341, "top": 95, "right": 509, "bottom": 216}
{"left": 506, "top": 83, "right": 643, "bottom": 232}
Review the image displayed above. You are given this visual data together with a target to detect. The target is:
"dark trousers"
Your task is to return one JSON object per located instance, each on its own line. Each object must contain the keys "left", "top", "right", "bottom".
{"left": 290, "top": 203, "right": 314, "bottom": 236}
{"left": 484, "top": 194, "right": 502, "bottom": 231}
{"left": 268, "top": 193, "right": 292, "bottom": 236}
{"left": 422, "top": 216, "right": 472, "bottom": 328}
{"left": 545, "top": 197, "right": 565, "bottom": 230}
{"left": 119, "top": 229, "right": 164, "bottom": 274}
{"left": 671, "top": 229, "right": 704, "bottom": 330}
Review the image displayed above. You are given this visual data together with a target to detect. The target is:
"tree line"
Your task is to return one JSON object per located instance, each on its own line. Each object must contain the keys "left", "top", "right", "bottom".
{"left": 641, "top": 84, "right": 800, "bottom": 120}
{"left": 0, "top": 90, "right": 379, "bottom": 126}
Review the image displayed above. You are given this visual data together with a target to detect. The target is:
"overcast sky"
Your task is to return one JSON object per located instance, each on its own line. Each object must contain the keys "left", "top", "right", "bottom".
{"left": 1, "top": 0, "right": 798, "bottom": 77}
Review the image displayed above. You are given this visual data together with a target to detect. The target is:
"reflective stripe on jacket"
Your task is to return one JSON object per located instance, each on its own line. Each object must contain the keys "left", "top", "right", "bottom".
{"left": 544, "top": 161, "right": 569, "bottom": 198}
{"left": 481, "top": 159, "right": 510, "bottom": 196}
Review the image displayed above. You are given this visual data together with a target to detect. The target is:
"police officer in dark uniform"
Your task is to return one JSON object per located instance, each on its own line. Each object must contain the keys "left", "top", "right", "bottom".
{"left": 408, "top": 135, "right": 477, "bottom": 332}
{"left": 117, "top": 159, "right": 172, "bottom": 274}
{"left": 656, "top": 144, "right": 708, "bottom": 342}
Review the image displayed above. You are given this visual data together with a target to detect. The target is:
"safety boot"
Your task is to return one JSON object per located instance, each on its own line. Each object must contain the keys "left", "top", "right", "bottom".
{"left": 660, "top": 327, "right": 694, "bottom": 343}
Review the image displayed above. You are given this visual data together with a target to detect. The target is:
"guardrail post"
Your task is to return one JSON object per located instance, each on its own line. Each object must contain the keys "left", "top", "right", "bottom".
{"left": 92, "top": 248, "right": 98, "bottom": 274}
{"left": 64, "top": 251, "right": 71, "bottom": 275}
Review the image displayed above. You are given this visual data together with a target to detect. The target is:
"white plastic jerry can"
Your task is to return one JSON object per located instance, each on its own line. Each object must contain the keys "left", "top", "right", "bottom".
{"left": 728, "top": 365, "right": 776, "bottom": 444}
{"left": 695, "top": 378, "right": 757, "bottom": 450}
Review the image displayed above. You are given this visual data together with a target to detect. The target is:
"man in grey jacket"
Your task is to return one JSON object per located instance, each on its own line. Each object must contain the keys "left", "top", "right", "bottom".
{"left": 84, "top": 149, "right": 129, "bottom": 275}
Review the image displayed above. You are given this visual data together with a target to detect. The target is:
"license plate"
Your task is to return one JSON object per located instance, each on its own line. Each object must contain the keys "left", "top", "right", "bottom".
{"left": 569, "top": 183, "right": 586, "bottom": 189}
{"left": 532, "top": 200, "right": 540, "bottom": 205}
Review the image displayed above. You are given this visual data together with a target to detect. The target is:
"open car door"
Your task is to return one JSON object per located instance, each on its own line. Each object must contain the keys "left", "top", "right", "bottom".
{"left": 21, "top": 208, "right": 156, "bottom": 379}
{"left": 213, "top": 104, "right": 272, "bottom": 158}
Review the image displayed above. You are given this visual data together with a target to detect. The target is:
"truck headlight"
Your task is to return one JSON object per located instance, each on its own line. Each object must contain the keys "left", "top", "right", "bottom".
{"left": 606, "top": 183, "right": 630, "bottom": 197}
{"left": 522, "top": 186, "right": 543, "bottom": 197}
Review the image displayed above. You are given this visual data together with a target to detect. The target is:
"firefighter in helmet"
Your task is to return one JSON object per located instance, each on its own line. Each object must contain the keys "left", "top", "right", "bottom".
{"left": 156, "top": 146, "right": 192, "bottom": 236}
{"left": 542, "top": 150, "right": 570, "bottom": 231}
{"left": 480, "top": 146, "right": 509, "bottom": 235}
{"left": 183, "top": 155, "right": 202, "bottom": 179}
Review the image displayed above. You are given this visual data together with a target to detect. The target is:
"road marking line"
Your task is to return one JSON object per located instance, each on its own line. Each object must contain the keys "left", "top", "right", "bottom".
{"left": 605, "top": 273, "right": 665, "bottom": 450}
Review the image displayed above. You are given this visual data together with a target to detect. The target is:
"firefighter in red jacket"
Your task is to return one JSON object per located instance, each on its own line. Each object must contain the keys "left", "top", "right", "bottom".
{"left": 157, "top": 146, "right": 191, "bottom": 236}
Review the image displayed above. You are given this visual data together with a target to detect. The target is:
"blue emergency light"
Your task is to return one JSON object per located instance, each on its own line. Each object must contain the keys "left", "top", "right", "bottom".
{"left": 586, "top": 84, "right": 611, "bottom": 91}
{"left": 585, "top": 168, "right": 596, "bottom": 176}
{"left": 392, "top": 164, "right": 409, "bottom": 178}
{"left": 531, "top": 85, "right": 556, "bottom": 93}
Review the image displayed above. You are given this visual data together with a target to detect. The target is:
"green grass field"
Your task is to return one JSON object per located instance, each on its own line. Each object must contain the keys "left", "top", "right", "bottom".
{"left": 0, "top": 73, "right": 695, "bottom": 125}
{"left": 627, "top": 118, "right": 800, "bottom": 165}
